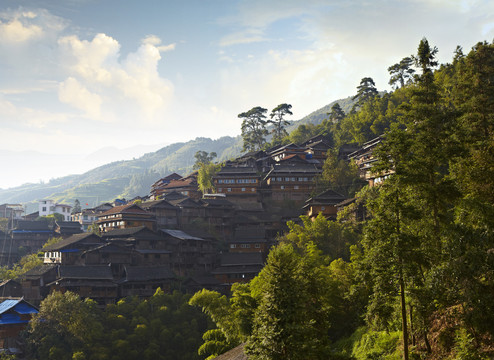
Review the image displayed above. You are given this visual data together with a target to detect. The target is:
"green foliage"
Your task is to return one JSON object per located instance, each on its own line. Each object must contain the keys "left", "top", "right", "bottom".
{"left": 0, "top": 252, "right": 43, "bottom": 279}
{"left": 0, "top": 218, "right": 8, "bottom": 232}
{"left": 452, "top": 328, "right": 488, "bottom": 360}
{"left": 288, "top": 123, "right": 319, "bottom": 144}
{"left": 388, "top": 57, "right": 415, "bottom": 89}
{"left": 24, "top": 290, "right": 208, "bottom": 360}
{"left": 284, "top": 213, "right": 359, "bottom": 261}
{"left": 72, "top": 199, "right": 82, "bottom": 214}
{"left": 197, "top": 162, "right": 221, "bottom": 194}
{"left": 269, "top": 103, "right": 293, "bottom": 146}
{"left": 239, "top": 106, "right": 269, "bottom": 152}
{"left": 350, "top": 327, "right": 402, "bottom": 360}
{"left": 318, "top": 148, "right": 365, "bottom": 197}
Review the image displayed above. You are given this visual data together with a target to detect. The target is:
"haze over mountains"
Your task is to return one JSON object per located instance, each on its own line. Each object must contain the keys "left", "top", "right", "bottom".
{"left": 0, "top": 97, "right": 354, "bottom": 212}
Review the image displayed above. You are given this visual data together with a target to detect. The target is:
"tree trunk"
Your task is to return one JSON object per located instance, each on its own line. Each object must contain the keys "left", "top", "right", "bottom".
{"left": 399, "top": 270, "right": 409, "bottom": 360}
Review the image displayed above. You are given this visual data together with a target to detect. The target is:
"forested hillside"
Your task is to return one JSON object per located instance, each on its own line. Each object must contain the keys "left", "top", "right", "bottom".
{"left": 188, "top": 39, "right": 494, "bottom": 359}
{"left": 0, "top": 97, "right": 352, "bottom": 210}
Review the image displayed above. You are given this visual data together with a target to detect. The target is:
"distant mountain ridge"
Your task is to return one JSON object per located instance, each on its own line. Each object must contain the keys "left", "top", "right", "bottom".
{"left": 0, "top": 97, "right": 352, "bottom": 211}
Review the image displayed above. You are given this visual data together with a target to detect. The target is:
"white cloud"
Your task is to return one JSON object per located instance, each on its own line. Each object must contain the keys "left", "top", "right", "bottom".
{"left": 58, "top": 33, "right": 174, "bottom": 123}
{"left": 0, "top": 8, "right": 65, "bottom": 45}
{"left": 0, "top": 18, "right": 42, "bottom": 43}
{"left": 58, "top": 77, "right": 103, "bottom": 119}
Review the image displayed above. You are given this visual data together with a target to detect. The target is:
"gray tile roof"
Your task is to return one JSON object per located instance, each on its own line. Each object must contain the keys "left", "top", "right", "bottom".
{"left": 58, "top": 265, "right": 114, "bottom": 280}
{"left": 122, "top": 266, "right": 175, "bottom": 282}
{"left": 43, "top": 233, "right": 102, "bottom": 251}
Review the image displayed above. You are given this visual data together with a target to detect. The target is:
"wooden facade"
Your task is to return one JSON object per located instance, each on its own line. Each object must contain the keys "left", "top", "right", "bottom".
{"left": 97, "top": 204, "right": 156, "bottom": 232}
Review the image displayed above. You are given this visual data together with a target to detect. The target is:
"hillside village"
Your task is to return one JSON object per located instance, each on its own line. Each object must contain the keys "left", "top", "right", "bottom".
{"left": 0, "top": 134, "right": 378, "bottom": 307}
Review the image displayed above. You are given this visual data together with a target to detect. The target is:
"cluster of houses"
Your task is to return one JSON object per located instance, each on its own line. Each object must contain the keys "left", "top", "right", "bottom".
{"left": 0, "top": 135, "right": 385, "bottom": 310}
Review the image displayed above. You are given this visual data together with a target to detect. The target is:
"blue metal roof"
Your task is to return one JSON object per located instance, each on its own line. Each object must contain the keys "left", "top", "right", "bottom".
{"left": 0, "top": 299, "right": 20, "bottom": 314}
{"left": 0, "top": 299, "right": 38, "bottom": 316}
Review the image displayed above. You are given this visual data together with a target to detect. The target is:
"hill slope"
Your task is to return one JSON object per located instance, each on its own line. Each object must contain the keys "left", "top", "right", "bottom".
{"left": 0, "top": 97, "right": 353, "bottom": 210}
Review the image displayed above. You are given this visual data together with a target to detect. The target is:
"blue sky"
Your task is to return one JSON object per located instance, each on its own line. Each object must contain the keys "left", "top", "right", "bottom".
{"left": 0, "top": 0, "right": 493, "bottom": 189}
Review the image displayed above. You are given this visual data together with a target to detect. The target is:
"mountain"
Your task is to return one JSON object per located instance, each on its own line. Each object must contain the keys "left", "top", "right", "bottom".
{"left": 0, "top": 97, "right": 353, "bottom": 211}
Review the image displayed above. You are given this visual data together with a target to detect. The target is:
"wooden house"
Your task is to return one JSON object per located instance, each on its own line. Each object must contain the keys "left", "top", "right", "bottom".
{"left": 268, "top": 143, "right": 306, "bottom": 162}
{"left": 96, "top": 203, "right": 156, "bottom": 232}
{"left": 0, "top": 280, "right": 23, "bottom": 300}
{"left": 140, "top": 199, "right": 179, "bottom": 229}
{"left": 302, "top": 189, "right": 347, "bottom": 220}
{"left": 263, "top": 161, "right": 322, "bottom": 203}
{"left": 161, "top": 173, "right": 202, "bottom": 200}
{"left": 150, "top": 173, "right": 183, "bottom": 199}
{"left": 213, "top": 165, "right": 261, "bottom": 203}
{"left": 168, "top": 197, "right": 205, "bottom": 227}
{"left": 53, "top": 221, "right": 83, "bottom": 238}
{"left": 43, "top": 233, "right": 103, "bottom": 265}
{"left": 118, "top": 266, "right": 176, "bottom": 298}
{"left": 228, "top": 226, "right": 268, "bottom": 253}
{"left": 160, "top": 229, "right": 214, "bottom": 276}
{"left": 0, "top": 299, "right": 38, "bottom": 352}
{"left": 47, "top": 265, "right": 117, "bottom": 306}
{"left": 20, "top": 264, "right": 58, "bottom": 305}
{"left": 101, "top": 226, "right": 171, "bottom": 267}
{"left": 349, "top": 136, "right": 393, "bottom": 186}
{"left": 212, "top": 252, "right": 264, "bottom": 287}
{"left": 10, "top": 220, "right": 54, "bottom": 256}
{"left": 200, "top": 197, "right": 235, "bottom": 239}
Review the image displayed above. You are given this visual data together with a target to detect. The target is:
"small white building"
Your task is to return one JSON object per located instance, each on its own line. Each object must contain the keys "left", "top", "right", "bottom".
{"left": 39, "top": 199, "right": 72, "bottom": 221}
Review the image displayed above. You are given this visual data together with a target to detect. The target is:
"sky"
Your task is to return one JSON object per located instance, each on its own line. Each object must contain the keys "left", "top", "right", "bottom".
{"left": 0, "top": 0, "right": 493, "bottom": 189}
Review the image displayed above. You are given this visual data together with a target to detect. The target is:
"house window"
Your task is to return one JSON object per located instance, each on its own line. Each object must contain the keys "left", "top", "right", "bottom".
{"left": 230, "top": 244, "right": 236, "bottom": 248}
{"left": 242, "top": 188, "right": 246, "bottom": 192}
{"left": 291, "top": 177, "right": 296, "bottom": 181}
{"left": 42, "top": 207, "right": 46, "bottom": 212}
{"left": 218, "top": 188, "right": 222, "bottom": 192}
{"left": 227, "top": 188, "right": 232, "bottom": 192}
{"left": 281, "top": 186, "right": 285, "bottom": 190}
{"left": 277, "top": 177, "right": 282, "bottom": 181}
{"left": 294, "top": 185, "right": 299, "bottom": 190}
{"left": 321, "top": 206, "right": 326, "bottom": 210}
{"left": 251, "top": 188, "right": 255, "bottom": 192}
{"left": 255, "top": 244, "right": 261, "bottom": 248}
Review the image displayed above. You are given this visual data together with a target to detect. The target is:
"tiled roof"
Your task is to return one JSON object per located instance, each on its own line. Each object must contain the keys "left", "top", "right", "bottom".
{"left": 304, "top": 189, "right": 347, "bottom": 207}
{"left": 233, "top": 226, "right": 265, "bottom": 240}
{"left": 212, "top": 344, "right": 247, "bottom": 360}
{"left": 163, "top": 178, "right": 197, "bottom": 189}
{"left": 212, "top": 264, "right": 263, "bottom": 275}
{"left": 264, "top": 163, "right": 321, "bottom": 177}
{"left": 161, "top": 229, "right": 205, "bottom": 241}
{"left": 161, "top": 191, "right": 187, "bottom": 201}
{"left": 98, "top": 204, "right": 151, "bottom": 217}
{"left": 58, "top": 265, "right": 114, "bottom": 280}
{"left": 168, "top": 198, "right": 202, "bottom": 208}
{"left": 200, "top": 198, "right": 235, "bottom": 208}
{"left": 56, "top": 221, "right": 83, "bottom": 229}
{"left": 220, "top": 252, "right": 264, "bottom": 266}
{"left": 102, "top": 226, "right": 160, "bottom": 240}
{"left": 83, "top": 243, "right": 133, "bottom": 254}
{"left": 43, "top": 233, "right": 102, "bottom": 251}
{"left": 14, "top": 220, "right": 52, "bottom": 231}
{"left": 140, "top": 199, "right": 177, "bottom": 210}
{"left": 122, "top": 266, "right": 175, "bottom": 282}
{"left": 22, "top": 264, "right": 57, "bottom": 277}
{"left": 216, "top": 166, "right": 259, "bottom": 175}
